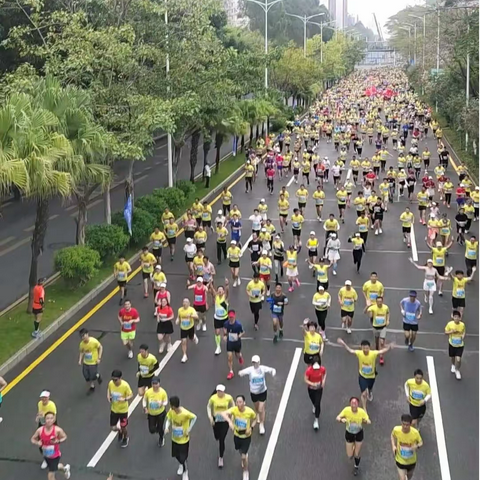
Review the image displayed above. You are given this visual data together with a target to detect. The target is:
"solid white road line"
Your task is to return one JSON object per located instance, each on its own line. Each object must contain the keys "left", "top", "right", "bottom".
{"left": 286, "top": 175, "right": 295, "bottom": 188}
{"left": 86, "top": 340, "right": 181, "bottom": 468}
{"left": 257, "top": 347, "right": 302, "bottom": 480}
{"left": 410, "top": 222, "right": 419, "bottom": 262}
{"left": 426, "top": 356, "right": 452, "bottom": 480}
{"left": 240, "top": 235, "right": 253, "bottom": 256}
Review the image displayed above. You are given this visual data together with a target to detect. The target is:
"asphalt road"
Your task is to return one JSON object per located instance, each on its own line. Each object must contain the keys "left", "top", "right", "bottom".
{"left": 0, "top": 134, "right": 238, "bottom": 311}
{"left": 0, "top": 119, "right": 477, "bottom": 480}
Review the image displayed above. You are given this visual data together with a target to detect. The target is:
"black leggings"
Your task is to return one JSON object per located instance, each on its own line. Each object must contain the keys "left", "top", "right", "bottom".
{"left": 213, "top": 422, "right": 229, "bottom": 458}
{"left": 217, "top": 242, "right": 227, "bottom": 262}
{"left": 353, "top": 249, "right": 363, "bottom": 272}
{"left": 245, "top": 177, "right": 253, "bottom": 191}
{"left": 148, "top": 411, "right": 166, "bottom": 440}
{"left": 308, "top": 387, "right": 323, "bottom": 418}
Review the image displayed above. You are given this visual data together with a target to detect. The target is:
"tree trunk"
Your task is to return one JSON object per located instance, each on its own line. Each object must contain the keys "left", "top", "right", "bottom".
{"left": 261, "top": 122, "right": 265, "bottom": 138}
{"left": 240, "top": 134, "right": 245, "bottom": 152}
{"left": 266, "top": 117, "right": 270, "bottom": 138}
{"left": 214, "top": 132, "right": 224, "bottom": 174}
{"left": 75, "top": 197, "right": 88, "bottom": 246}
{"left": 104, "top": 186, "right": 111, "bottom": 224}
{"left": 27, "top": 199, "right": 49, "bottom": 313}
{"left": 249, "top": 125, "right": 254, "bottom": 146}
{"left": 255, "top": 124, "right": 260, "bottom": 140}
{"left": 203, "top": 138, "right": 212, "bottom": 178}
{"left": 189, "top": 130, "right": 201, "bottom": 182}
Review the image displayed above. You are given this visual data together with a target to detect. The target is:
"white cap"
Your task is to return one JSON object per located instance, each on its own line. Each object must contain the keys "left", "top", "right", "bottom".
{"left": 275, "top": 234, "right": 281, "bottom": 239}
{"left": 218, "top": 209, "right": 223, "bottom": 215}
{"left": 155, "top": 265, "right": 162, "bottom": 270}
{"left": 159, "top": 282, "right": 167, "bottom": 288}
{"left": 261, "top": 228, "right": 266, "bottom": 232}
{"left": 330, "top": 233, "right": 337, "bottom": 239}
{"left": 262, "top": 250, "right": 268, "bottom": 255}
{"left": 427, "top": 258, "right": 434, "bottom": 264}
{"left": 318, "top": 285, "right": 325, "bottom": 291}
{"left": 312, "top": 362, "right": 321, "bottom": 370}
{"left": 187, "top": 238, "right": 193, "bottom": 242}
{"left": 216, "top": 384, "right": 226, "bottom": 392}
{"left": 231, "top": 240, "right": 237, "bottom": 244}
{"left": 251, "top": 355, "right": 261, "bottom": 363}
{"left": 310, "top": 231, "right": 315, "bottom": 235}
{"left": 345, "top": 280, "right": 352, "bottom": 286}
{"left": 436, "top": 241, "right": 442, "bottom": 247}
{"left": 40, "top": 391, "right": 50, "bottom": 398}
{"left": 196, "top": 276, "right": 203, "bottom": 282}
{"left": 260, "top": 198, "right": 265, "bottom": 202}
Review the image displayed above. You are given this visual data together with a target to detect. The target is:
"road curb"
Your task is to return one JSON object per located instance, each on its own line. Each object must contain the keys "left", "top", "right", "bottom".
{"left": 0, "top": 150, "right": 247, "bottom": 377}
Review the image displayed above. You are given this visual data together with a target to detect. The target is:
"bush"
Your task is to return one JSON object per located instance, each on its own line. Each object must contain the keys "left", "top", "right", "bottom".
{"left": 270, "top": 115, "right": 288, "bottom": 134}
{"left": 175, "top": 180, "right": 196, "bottom": 199}
{"left": 85, "top": 224, "right": 129, "bottom": 260}
{"left": 112, "top": 207, "right": 156, "bottom": 246}
{"left": 54, "top": 246, "right": 102, "bottom": 287}
{"left": 152, "top": 187, "right": 185, "bottom": 214}
{"left": 135, "top": 194, "right": 168, "bottom": 221}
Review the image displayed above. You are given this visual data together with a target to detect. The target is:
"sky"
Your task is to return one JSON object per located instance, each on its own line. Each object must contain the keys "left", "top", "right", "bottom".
{"left": 346, "top": 0, "right": 423, "bottom": 34}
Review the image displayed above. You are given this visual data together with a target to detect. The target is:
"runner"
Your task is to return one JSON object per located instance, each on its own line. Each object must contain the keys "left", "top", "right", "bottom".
{"left": 302, "top": 319, "right": 324, "bottom": 365}
{"left": 183, "top": 238, "right": 197, "bottom": 279}
{"left": 156, "top": 296, "right": 174, "bottom": 354}
{"left": 222, "top": 308, "right": 246, "bottom": 379}
{"left": 30, "top": 412, "right": 71, "bottom": 480}
{"left": 465, "top": 235, "right": 478, "bottom": 276}
{"left": 447, "top": 268, "right": 476, "bottom": 317}
{"left": 284, "top": 245, "right": 300, "bottom": 291}
{"left": 272, "top": 235, "right": 285, "bottom": 282}
{"left": 107, "top": 369, "right": 133, "bottom": 448}
{"left": 295, "top": 184, "right": 309, "bottom": 215}
{"left": 246, "top": 273, "right": 265, "bottom": 330}
{"left": 78, "top": 328, "right": 103, "bottom": 392}
{"left": 151, "top": 266, "right": 168, "bottom": 308}
{"left": 227, "top": 240, "right": 242, "bottom": 287}
{"left": 187, "top": 276, "right": 208, "bottom": 332}
{"left": 337, "top": 338, "right": 394, "bottom": 412}
{"left": 348, "top": 232, "right": 365, "bottom": 273}
{"left": 362, "top": 272, "right": 384, "bottom": 307}
{"left": 336, "top": 397, "right": 370, "bottom": 476}
{"left": 118, "top": 300, "right": 140, "bottom": 359}
{"left": 312, "top": 285, "right": 331, "bottom": 340}
{"left": 136, "top": 344, "right": 159, "bottom": 396}
{"left": 220, "top": 395, "right": 257, "bottom": 480}
{"left": 207, "top": 385, "right": 234, "bottom": 468}
{"left": 140, "top": 246, "right": 157, "bottom": 297}
{"left": 400, "top": 291, "right": 423, "bottom": 352}
{"left": 313, "top": 185, "right": 326, "bottom": 221}
{"left": 399, "top": 207, "right": 414, "bottom": 248}
{"left": 266, "top": 282, "right": 288, "bottom": 343}
{"left": 31, "top": 277, "right": 46, "bottom": 338}
{"left": 176, "top": 298, "right": 199, "bottom": 363}
{"left": 165, "top": 396, "right": 197, "bottom": 480}
{"left": 36, "top": 391, "right": 58, "bottom": 469}
{"left": 165, "top": 218, "right": 179, "bottom": 260}
{"left": 150, "top": 227, "right": 167, "bottom": 264}
{"left": 305, "top": 356, "right": 327, "bottom": 430}
{"left": 404, "top": 369, "right": 431, "bottom": 429}
{"left": 325, "top": 233, "right": 341, "bottom": 275}
{"left": 338, "top": 280, "right": 358, "bottom": 334}
{"left": 256, "top": 250, "right": 272, "bottom": 296}
{"left": 391, "top": 414, "right": 423, "bottom": 480}
{"left": 215, "top": 220, "right": 228, "bottom": 265}
{"left": 239, "top": 355, "right": 276, "bottom": 435}
{"left": 142, "top": 377, "right": 168, "bottom": 446}
{"left": 210, "top": 279, "right": 230, "bottom": 355}
{"left": 114, "top": 255, "right": 132, "bottom": 305}
{"left": 445, "top": 310, "right": 466, "bottom": 380}
{"left": 364, "top": 296, "right": 390, "bottom": 365}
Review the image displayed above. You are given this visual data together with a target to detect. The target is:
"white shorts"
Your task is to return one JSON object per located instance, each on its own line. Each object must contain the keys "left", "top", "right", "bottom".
{"left": 328, "top": 251, "right": 340, "bottom": 262}
{"left": 423, "top": 279, "right": 437, "bottom": 292}
{"left": 286, "top": 267, "right": 298, "bottom": 277}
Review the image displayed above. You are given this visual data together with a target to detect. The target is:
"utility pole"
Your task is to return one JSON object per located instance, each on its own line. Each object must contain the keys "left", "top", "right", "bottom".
{"left": 285, "top": 12, "right": 325, "bottom": 58}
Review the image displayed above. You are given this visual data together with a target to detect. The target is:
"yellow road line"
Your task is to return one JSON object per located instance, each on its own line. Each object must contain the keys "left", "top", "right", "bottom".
{"left": 2, "top": 169, "right": 246, "bottom": 396}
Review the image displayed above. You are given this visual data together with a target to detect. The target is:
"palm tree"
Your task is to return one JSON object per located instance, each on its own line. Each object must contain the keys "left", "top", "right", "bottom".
{"left": 0, "top": 91, "right": 73, "bottom": 311}
{"left": 36, "top": 78, "right": 112, "bottom": 245}
{"left": 213, "top": 103, "right": 248, "bottom": 173}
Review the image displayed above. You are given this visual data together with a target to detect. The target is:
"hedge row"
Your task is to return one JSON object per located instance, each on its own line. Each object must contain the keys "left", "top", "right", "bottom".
{"left": 54, "top": 180, "right": 197, "bottom": 286}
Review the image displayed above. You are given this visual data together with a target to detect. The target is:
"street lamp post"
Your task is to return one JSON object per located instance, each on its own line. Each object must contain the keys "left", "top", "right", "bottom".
{"left": 285, "top": 12, "right": 325, "bottom": 57}
{"left": 404, "top": 22, "right": 417, "bottom": 65}
{"left": 165, "top": 0, "right": 173, "bottom": 187}
{"left": 246, "top": 0, "right": 282, "bottom": 89}
{"left": 399, "top": 26, "right": 412, "bottom": 64}
{"left": 309, "top": 20, "right": 336, "bottom": 63}
{"left": 409, "top": 13, "right": 426, "bottom": 93}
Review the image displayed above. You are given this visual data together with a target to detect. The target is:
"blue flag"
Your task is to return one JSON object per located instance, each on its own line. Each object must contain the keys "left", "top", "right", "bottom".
{"left": 124, "top": 194, "right": 133, "bottom": 236}
{"left": 232, "top": 136, "right": 237, "bottom": 156}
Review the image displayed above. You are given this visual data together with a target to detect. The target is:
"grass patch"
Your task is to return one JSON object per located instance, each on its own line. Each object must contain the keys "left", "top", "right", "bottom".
{"left": 0, "top": 151, "right": 245, "bottom": 367}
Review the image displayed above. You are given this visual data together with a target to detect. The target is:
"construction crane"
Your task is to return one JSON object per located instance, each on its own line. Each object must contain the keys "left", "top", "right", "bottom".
{"left": 373, "top": 13, "right": 384, "bottom": 42}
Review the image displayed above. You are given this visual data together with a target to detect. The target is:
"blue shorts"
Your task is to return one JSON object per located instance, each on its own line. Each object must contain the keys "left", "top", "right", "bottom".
{"left": 359, "top": 375, "right": 375, "bottom": 393}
